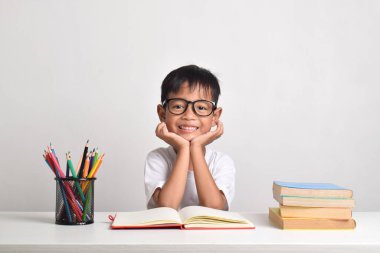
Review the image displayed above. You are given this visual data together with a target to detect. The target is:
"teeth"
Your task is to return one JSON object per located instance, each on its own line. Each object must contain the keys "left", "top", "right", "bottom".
{"left": 179, "top": 126, "right": 197, "bottom": 131}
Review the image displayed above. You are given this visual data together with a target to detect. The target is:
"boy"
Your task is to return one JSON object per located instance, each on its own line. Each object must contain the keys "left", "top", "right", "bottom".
{"left": 144, "top": 65, "right": 235, "bottom": 211}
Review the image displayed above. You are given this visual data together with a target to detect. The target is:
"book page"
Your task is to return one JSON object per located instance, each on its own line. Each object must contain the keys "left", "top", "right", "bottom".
{"left": 113, "top": 207, "right": 182, "bottom": 227}
{"left": 179, "top": 206, "right": 252, "bottom": 226}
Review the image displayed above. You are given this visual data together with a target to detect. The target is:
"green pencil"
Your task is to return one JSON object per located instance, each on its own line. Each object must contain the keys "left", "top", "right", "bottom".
{"left": 67, "top": 153, "right": 86, "bottom": 203}
{"left": 82, "top": 184, "right": 92, "bottom": 222}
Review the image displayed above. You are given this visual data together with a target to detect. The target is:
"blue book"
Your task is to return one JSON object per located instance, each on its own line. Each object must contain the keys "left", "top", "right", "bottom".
{"left": 273, "top": 181, "right": 353, "bottom": 199}
{"left": 274, "top": 181, "right": 349, "bottom": 190}
{"left": 273, "top": 181, "right": 354, "bottom": 208}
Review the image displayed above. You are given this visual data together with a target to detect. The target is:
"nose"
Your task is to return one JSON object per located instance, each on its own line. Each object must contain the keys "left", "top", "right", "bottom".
{"left": 181, "top": 103, "right": 197, "bottom": 119}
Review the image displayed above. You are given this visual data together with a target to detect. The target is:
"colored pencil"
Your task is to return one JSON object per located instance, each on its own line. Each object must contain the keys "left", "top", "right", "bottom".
{"left": 50, "top": 143, "right": 60, "bottom": 167}
{"left": 88, "top": 153, "right": 104, "bottom": 178}
{"left": 76, "top": 199, "right": 91, "bottom": 221}
{"left": 66, "top": 160, "right": 69, "bottom": 178}
{"left": 45, "top": 153, "right": 73, "bottom": 222}
{"left": 93, "top": 148, "right": 99, "bottom": 170}
{"left": 78, "top": 140, "right": 89, "bottom": 178}
{"left": 57, "top": 175, "right": 73, "bottom": 222}
{"left": 75, "top": 154, "right": 83, "bottom": 176}
{"left": 83, "top": 154, "right": 104, "bottom": 192}
{"left": 89, "top": 149, "right": 95, "bottom": 173}
{"left": 82, "top": 184, "right": 92, "bottom": 222}
{"left": 66, "top": 152, "right": 86, "bottom": 203}
{"left": 67, "top": 152, "right": 78, "bottom": 178}
{"left": 43, "top": 142, "right": 104, "bottom": 223}
{"left": 46, "top": 147, "right": 83, "bottom": 220}
{"left": 83, "top": 153, "right": 90, "bottom": 178}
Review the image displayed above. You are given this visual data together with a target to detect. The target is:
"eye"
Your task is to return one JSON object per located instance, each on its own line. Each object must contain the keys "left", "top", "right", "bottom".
{"left": 173, "top": 104, "right": 184, "bottom": 110}
{"left": 195, "top": 101, "right": 211, "bottom": 111}
{"left": 169, "top": 101, "right": 186, "bottom": 111}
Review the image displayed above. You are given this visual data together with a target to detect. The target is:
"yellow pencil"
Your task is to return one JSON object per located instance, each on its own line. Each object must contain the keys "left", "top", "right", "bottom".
{"left": 91, "top": 155, "right": 104, "bottom": 178}
{"left": 83, "top": 154, "right": 104, "bottom": 192}
{"left": 88, "top": 154, "right": 104, "bottom": 178}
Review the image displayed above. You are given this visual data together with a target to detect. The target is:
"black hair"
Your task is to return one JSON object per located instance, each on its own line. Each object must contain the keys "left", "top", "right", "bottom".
{"left": 161, "top": 65, "right": 221, "bottom": 105}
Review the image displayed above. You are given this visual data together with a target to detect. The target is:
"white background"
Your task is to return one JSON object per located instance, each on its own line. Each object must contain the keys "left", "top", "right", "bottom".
{"left": 1, "top": 0, "right": 379, "bottom": 212}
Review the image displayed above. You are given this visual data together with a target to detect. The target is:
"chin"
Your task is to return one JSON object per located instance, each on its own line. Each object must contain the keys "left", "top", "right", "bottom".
{"left": 179, "top": 134, "right": 197, "bottom": 142}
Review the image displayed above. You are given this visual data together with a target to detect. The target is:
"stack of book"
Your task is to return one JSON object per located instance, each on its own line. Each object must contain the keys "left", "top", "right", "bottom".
{"left": 269, "top": 181, "right": 356, "bottom": 229}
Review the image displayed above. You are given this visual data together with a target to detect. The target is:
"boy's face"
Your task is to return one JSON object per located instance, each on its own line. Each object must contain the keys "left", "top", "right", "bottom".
{"left": 157, "top": 82, "right": 222, "bottom": 142}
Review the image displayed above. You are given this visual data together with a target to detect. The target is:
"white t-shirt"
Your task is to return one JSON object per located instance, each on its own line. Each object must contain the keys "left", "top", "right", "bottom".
{"left": 144, "top": 146, "right": 235, "bottom": 210}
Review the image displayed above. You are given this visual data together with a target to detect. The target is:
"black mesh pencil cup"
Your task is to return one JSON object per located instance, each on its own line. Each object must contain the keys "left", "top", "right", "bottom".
{"left": 55, "top": 177, "right": 96, "bottom": 225}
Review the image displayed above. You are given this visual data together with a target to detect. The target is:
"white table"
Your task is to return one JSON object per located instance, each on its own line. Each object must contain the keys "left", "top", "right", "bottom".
{"left": 0, "top": 212, "right": 379, "bottom": 253}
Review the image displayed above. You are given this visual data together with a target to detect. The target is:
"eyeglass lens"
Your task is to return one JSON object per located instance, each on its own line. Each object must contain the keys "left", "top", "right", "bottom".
{"left": 167, "top": 99, "right": 214, "bottom": 116}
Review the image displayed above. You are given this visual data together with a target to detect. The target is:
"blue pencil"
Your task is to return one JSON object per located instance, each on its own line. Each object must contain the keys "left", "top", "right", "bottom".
{"left": 76, "top": 200, "right": 91, "bottom": 220}
{"left": 55, "top": 169, "right": 73, "bottom": 223}
{"left": 50, "top": 143, "right": 61, "bottom": 167}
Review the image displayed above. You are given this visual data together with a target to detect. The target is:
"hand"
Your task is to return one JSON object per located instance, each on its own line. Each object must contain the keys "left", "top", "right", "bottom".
{"left": 190, "top": 120, "right": 224, "bottom": 149}
{"left": 155, "top": 122, "right": 190, "bottom": 151}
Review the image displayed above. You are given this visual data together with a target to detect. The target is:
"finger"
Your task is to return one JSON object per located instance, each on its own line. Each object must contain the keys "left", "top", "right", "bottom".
{"left": 212, "top": 121, "right": 223, "bottom": 139}
{"left": 162, "top": 124, "right": 169, "bottom": 135}
{"left": 161, "top": 124, "right": 177, "bottom": 141}
{"left": 156, "top": 122, "right": 165, "bottom": 132}
{"left": 212, "top": 120, "right": 222, "bottom": 133}
{"left": 155, "top": 122, "right": 166, "bottom": 137}
{"left": 216, "top": 121, "right": 224, "bottom": 136}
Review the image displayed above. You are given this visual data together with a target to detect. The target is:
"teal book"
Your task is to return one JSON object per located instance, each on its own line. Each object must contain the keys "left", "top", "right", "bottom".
{"left": 274, "top": 181, "right": 349, "bottom": 190}
{"left": 273, "top": 181, "right": 354, "bottom": 208}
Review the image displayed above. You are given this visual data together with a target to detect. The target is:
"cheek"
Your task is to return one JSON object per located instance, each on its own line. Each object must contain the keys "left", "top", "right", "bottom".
{"left": 163, "top": 117, "right": 178, "bottom": 132}
{"left": 200, "top": 120, "right": 213, "bottom": 131}
{"left": 166, "top": 124, "right": 177, "bottom": 132}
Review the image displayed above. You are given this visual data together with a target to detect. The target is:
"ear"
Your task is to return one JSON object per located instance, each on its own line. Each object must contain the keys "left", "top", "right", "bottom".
{"left": 157, "top": 104, "right": 166, "bottom": 122}
{"left": 212, "top": 107, "right": 222, "bottom": 126}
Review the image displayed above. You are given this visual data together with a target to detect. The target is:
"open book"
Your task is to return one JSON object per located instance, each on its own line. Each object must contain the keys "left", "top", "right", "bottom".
{"left": 109, "top": 206, "right": 255, "bottom": 230}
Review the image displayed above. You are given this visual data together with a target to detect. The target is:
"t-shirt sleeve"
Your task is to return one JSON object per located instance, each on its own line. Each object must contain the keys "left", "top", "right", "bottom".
{"left": 144, "top": 149, "right": 170, "bottom": 209}
{"left": 212, "top": 154, "right": 236, "bottom": 211}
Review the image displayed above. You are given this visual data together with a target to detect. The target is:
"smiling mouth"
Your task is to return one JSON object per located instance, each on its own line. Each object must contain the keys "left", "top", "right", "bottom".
{"left": 178, "top": 125, "right": 198, "bottom": 132}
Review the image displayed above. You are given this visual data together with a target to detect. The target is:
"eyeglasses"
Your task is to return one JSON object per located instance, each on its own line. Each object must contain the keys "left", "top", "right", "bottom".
{"left": 162, "top": 98, "right": 216, "bottom": 117}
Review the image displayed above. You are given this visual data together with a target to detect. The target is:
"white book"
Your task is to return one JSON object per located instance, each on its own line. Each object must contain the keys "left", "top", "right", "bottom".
{"left": 110, "top": 206, "right": 255, "bottom": 230}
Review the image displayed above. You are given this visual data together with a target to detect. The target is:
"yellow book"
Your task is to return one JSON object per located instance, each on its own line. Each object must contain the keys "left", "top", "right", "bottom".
{"left": 110, "top": 206, "right": 255, "bottom": 230}
{"left": 269, "top": 208, "right": 356, "bottom": 229}
{"left": 279, "top": 205, "right": 352, "bottom": 219}
{"left": 273, "top": 194, "right": 355, "bottom": 208}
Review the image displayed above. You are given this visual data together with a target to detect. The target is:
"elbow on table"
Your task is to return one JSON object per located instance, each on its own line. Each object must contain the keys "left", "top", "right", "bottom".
{"left": 156, "top": 200, "right": 180, "bottom": 210}
{"left": 200, "top": 201, "right": 226, "bottom": 211}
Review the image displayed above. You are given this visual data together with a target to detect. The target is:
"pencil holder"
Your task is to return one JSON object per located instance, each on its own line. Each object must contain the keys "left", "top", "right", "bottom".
{"left": 55, "top": 177, "right": 96, "bottom": 225}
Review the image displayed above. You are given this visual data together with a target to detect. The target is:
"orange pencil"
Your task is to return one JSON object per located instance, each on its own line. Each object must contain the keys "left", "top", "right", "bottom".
{"left": 83, "top": 154, "right": 104, "bottom": 192}
{"left": 82, "top": 153, "right": 90, "bottom": 178}
{"left": 75, "top": 154, "right": 83, "bottom": 176}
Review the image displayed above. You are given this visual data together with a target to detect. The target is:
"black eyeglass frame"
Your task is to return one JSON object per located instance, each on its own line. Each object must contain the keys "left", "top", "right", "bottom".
{"left": 162, "top": 98, "right": 217, "bottom": 117}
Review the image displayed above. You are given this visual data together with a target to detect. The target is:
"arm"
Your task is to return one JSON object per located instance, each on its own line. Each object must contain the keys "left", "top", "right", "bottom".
{"left": 154, "top": 122, "right": 190, "bottom": 209}
{"left": 190, "top": 121, "right": 227, "bottom": 210}
{"left": 154, "top": 147, "right": 189, "bottom": 209}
